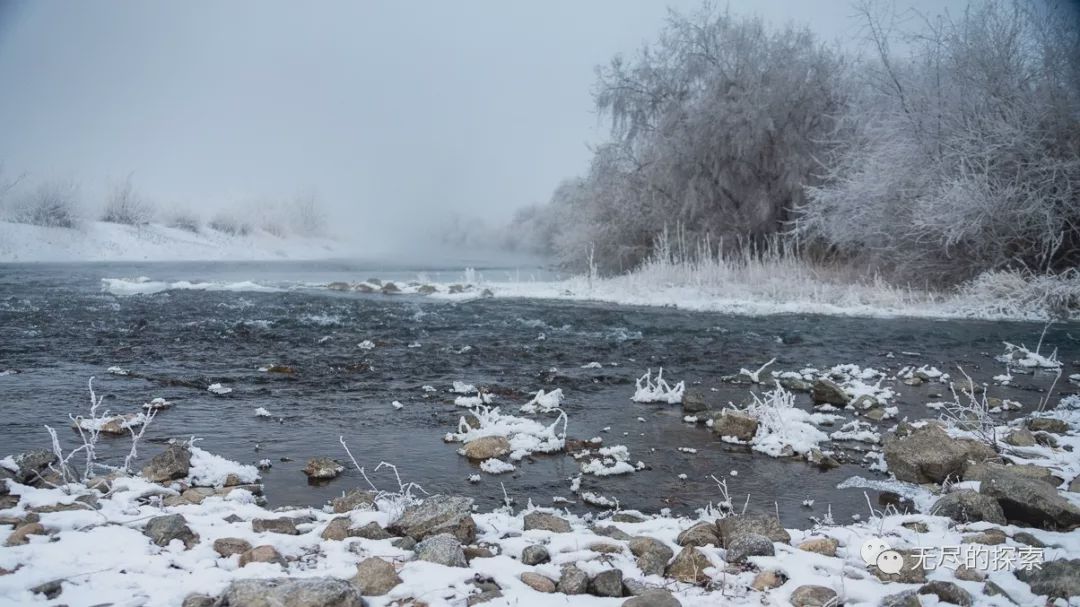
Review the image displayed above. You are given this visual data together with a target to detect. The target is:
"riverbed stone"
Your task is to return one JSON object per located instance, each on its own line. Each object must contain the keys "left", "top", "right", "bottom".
{"left": 1012, "top": 531, "right": 1045, "bottom": 547}
{"left": 962, "top": 528, "right": 1007, "bottom": 545}
{"left": 320, "top": 517, "right": 354, "bottom": 541}
{"left": 682, "top": 390, "right": 708, "bottom": 414}
{"left": 213, "top": 537, "right": 252, "bottom": 557}
{"left": 415, "top": 533, "right": 467, "bottom": 567}
{"left": 143, "top": 514, "right": 198, "bottom": 549}
{"left": 351, "top": 557, "right": 401, "bottom": 595}
{"left": 252, "top": 517, "right": 300, "bottom": 535}
{"left": 351, "top": 521, "right": 393, "bottom": 540}
{"left": 919, "top": 580, "right": 972, "bottom": 606}
{"left": 5, "top": 523, "right": 45, "bottom": 546}
{"left": 630, "top": 536, "right": 674, "bottom": 576}
{"left": 462, "top": 436, "right": 511, "bottom": 460}
{"left": 675, "top": 521, "right": 719, "bottom": 547}
{"left": 980, "top": 468, "right": 1080, "bottom": 529}
{"left": 716, "top": 513, "right": 790, "bottom": 546}
{"left": 622, "top": 590, "right": 682, "bottom": 607}
{"left": 519, "top": 572, "right": 556, "bottom": 593}
{"left": 710, "top": 410, "right": 759, "bottom": 441}
{"left": 797, "top": 537, "right": 838, "bottom": 556}
{"left": 883, "top": 424, "right": 997, "bottom": 484}
{"left": 930, "top": 490, "right": 1007, "bottom": 525}
{"left": 589, "top": 569, "right": 624, "bottom": 597}
{"left": 331, "top": 489, "right": 377, "bottom": 513}
{"left": 303, "top": 457, "right": 343, "bottom": 480}
{"left": 216, "top": 577, "right": 363, "bottom": 607}
{"left": 239, "top": 545, "right": 286, "bottom": 567}
{"left": 953, "top": 566, "right": 984, "bottom": 582}
{"left": 790, "top": 585, "right": 837, "bottom": 607}
{"left": 725, "top": 533, "right": 774, "bottom": 562}
{"left": 141, "top": 444, "right": 191, "bottom": 483}
{"left": 1015, "top": 558, "right": 1080, "bottom": 599}
{"left": 523, "top": 511, "right": 572, "bottom": 533}
{"left": 870, "top": 549, "right": 927, "bottom": 583}
{"left": 521, "top": 544, "right": 550, "bottom": 565}
{"left": 389, "top": 495, "right": 477, "bottom": 543}
{"left": 10, "top": 450, "right": 57, "bottom": 486}
{"left": 963, "top": 461, "right": 1058, "bottom": 486}
{"left": 1004, "top": 428, "right": 1037, "bottom": 447}
{"left": 665, "top": 546, "right": 711, "bottom": 584}
{"left": 751, "top": 570, "right": 786, "bottom": 591}
{"left": 594, "top": 525, "right": 633, "bottom": 540}
{"left": 557, "top": 565, "right": 589, "bottom": 594}
{"left": 181, "top": 594, "right": 215, "bottom": 607}
{"left": 810, "top": 379, "right": 848, "bottom": 405}
{"left": 1026, "top": 417, "right": 1069, "bottom": 434}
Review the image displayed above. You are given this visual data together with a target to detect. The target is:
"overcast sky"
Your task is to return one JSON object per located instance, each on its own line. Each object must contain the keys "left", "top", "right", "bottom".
{"left": 0, "top": 0, "right": 969, "bottom": 252}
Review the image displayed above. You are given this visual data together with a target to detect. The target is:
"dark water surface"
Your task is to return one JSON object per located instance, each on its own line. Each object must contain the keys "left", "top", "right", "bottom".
{"left": 1, "top": 261, "right": 1076, "bottom": 528}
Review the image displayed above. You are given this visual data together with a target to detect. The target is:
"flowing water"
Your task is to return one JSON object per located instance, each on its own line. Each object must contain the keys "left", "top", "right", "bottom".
{"left": 1, "top": 261, "right": 1076, "bottom": 528}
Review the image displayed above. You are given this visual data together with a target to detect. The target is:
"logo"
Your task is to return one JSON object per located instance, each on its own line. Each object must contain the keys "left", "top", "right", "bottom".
{"left": 861, "top": 538, "right": 903, "bottom": 574}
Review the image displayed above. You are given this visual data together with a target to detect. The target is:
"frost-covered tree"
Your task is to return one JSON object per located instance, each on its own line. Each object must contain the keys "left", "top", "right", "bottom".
{"left": 799, "top": 1, "right": 1080, "bottom": 282}
{"left": 102, "top": 176, "right": 154, "bottom": 226}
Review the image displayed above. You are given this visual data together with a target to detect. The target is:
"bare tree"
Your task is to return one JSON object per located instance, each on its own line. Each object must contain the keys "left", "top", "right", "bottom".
{"left": 102, "top": 175, "right": 154, "bottom": 226}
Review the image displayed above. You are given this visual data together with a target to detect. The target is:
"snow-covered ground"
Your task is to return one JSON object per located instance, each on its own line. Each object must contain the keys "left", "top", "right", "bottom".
{"left": 0, "top": 220, "right": 341, "bottom": 262}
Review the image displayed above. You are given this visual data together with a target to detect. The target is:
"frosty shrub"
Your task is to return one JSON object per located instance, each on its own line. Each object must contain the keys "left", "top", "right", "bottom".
{"left": 101, "top": 177, "right": 154, "bottom": 226}
{"left": 209, "top": 212, "right": 252, "bottom": 236}
{"left": 166, "top": 208, "right": 201, "bottom": 233}
{"left": 289, "top": 192, "right": 326, "bottom": 236}
{"left": 10, "top": 179, "right": 82, "bottom": 228}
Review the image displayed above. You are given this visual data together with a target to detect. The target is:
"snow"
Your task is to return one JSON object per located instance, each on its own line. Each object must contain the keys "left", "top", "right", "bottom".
{"left": 996, "top": 342, "right": 1062, "bottom": 369}
{"left": 103, "top": 277, "right": 283, "bottom": 296}
{"left": 253, "top": 407, "right": 272, "bottom": 418}
{"left": 185, "top": 446, "right": 260, "bottom": 487}
{"left": 479, "top": 458, "right": 515, "bottom": 474}
{"left": 746, "top": 385, "right": 831, "bottom": 457}
{"left": 450, "top": 381, "right": 476, "bottom": 394}
{"left": 520, "top": 388, "right": 564, "bottom": 414}
{"left": 207, "top": 383, "right": 232, "bottom": 395}
{"left": 579, "top": 445, "right": 637, "bottom": 477}
{"left": 74, "top": 412, "right": 148, "bottom": 432}
{"left": 391, "top": 401, "right": 404, "bottom": 410}
{"left": 0, "top": 219, "right": 341, "bottom": 263}
{"left": 631, "top": 368, "right": 685, "bottom": 404}
{"left": 357, "top": 340, "right": 375, "bottom": 350}
{"left": 446, "top": 405, "right": 566, "bottom": 462}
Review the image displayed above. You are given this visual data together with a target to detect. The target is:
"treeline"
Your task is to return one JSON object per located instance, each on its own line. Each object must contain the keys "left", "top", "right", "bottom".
{"left": 510, "top": 1, "right": 1080, "bottom": 284}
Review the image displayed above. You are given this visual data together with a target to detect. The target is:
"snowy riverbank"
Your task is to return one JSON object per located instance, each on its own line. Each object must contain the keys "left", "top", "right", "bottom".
{"left": 0, "top": 221, "right": 342, "bottom": 263}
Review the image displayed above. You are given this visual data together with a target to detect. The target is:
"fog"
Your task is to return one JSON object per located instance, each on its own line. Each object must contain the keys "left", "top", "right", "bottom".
{"left": 0, "top": 0, "right": 965, "bottom": 258}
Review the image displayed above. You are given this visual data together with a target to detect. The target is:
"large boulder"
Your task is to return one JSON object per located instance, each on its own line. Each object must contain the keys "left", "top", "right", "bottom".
{"left": 1015, "top": 559, "right": 1080, "bottom": 599}
{"left": 11, "top": 450, "right": 59, "bottom": 486}
{"left": 882, "top": 424, "right": 997, "bottom": 484}
{"left": 665, "top": 546, "right": 712, "bottom": 584}
{"left": 870, "top": 549, "right": 927, "bottom": 584}
{"left": 519, "top": 572, "right": 556, "bottom": 593}
{"left": 790, "top": 585, "right": 838, "bottom": 607}
{"left": 675, "top": 522, "right": 719, "bottom": 547}
{"left": 523, "top": 511, "right": 572, "bottom": 533}
{"left": 239, "top": 545, "right": 286, "bottom": 567}
{"left": 716, "top": 513, "right": 790, "bottom": 547}
{"left": 252, "top": 518, "right": 300, "bottom": 535}
{"left": 142, "top": 514, "right": 198, "bottom": 549}
{"left": 215, "top": 578, "right": 364, "bottom": 607}
{"left": 725, "top": 533, "right": 774, "bottom": 562}
{"left": 557, "top": 565, "right": 589, "bottom": 594}
{"left": 303, "top": 458, "right": 343, "bottom": 480}
{"left": 462, "top": 436, "right": 511, "bottom": 461}
{"left": 416, "top": 534, "right": 467, "bottom": 567}
{"left": 682, "top": 390, "right": 708, "bottom": 414}
{"left": 1026, "top": 417, "right": 1069, "bottom": 434}
{"left": 710, "top": 411, "right": 759, "bottom": 442}
{"left": 141, "top": 444, "right": 192, "bottom": 483}
{"left": 980, "top": 469, "right": 1080, "bottom": 530}
{"left": 810, "top": 379, "right": 848, "bottom": 405}
{"left": 929, "top": 490, "right": 1007, "bottom": 525}
{"left": 918, "top": 581, "right": 973, "bottom": 606}
{"left": 521, "top": 544, "right": 550, "bottom": 565}
{"left": 331, "top": 489, "right": 376, "bottom": 513}
{"left": 213, "top": 537, "right": 252, "bottom": 558}
{"left": 389, "top": 495, "right": 477, "bottom": 543}
{"left": 622, "top": 590, "right": 682, "bottom": 607}
{"left": 351, "top": 557, "right": 402, "bottom": 596}
{"left": 963, "top": 461, "right": 1058, "bottom": 487}
{"left": 588, "top": 569, "right": 624, "bottom": 597}
{"left": 629, "top": 536, "right": 674, "bottom": 576}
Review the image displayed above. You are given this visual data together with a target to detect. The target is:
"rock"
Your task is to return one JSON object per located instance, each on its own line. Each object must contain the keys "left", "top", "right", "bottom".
{"left": 930, "top": 490, "right": 1007, "bottom": 525}
{"left": 675, "top": 521, "right": 719, "bottom": 547}
{"left": 1015, "top": 558, "right": 1080, "bottom": 599}
{"left": 181, "top": 594, "right": 216, "bottom": 607}
{"left": 851, "top": 394, "right": 877, "bottom": 410}
{"left": 351, "top": 557, "right": 401, "bottom": 596}
{"left": 964, "top": 461, "right": 1058, "bottom": 486}
{"left": 465, "top": 576, "right": 503, "bottom": 606}
{"left": 980, "top": 468, "right": 1080, "bottom": 529}
{"left": 331, "top": 489, "right": 377, "bottom": 513}
{"left": 780, "top": 377, "right": 812, "bottom": 392}
{"left": 901, "top": 521, "right": 928, "bottom": 533}
{"left": 143, "top": 514, "right": 198, "bottom": 549}
{"left": 790, "top": 585, "right": 837, "bottom": 607}
{"left": 252, "top": 517, "right": 300, "bottom": 535}
{"left": 811, "top": 379, "right": 848, "bottom": 405}
{"left": 141, "top": 444, "right": 191, "bottom": 483}
{"left": 10, "top": 450, "right": 58, "bottom": 485}
{"left": 523, "top": 511, "right": 572, "bottom": 533}
{"left": 870, "top": 549, "right": 927, "bottom": 583}
{"left": 806, "top": 449, "right": 840, "bottom": 470}
{"left": 751, "top": 570, "right": 786, "bottom": 591}
{"left": 612, "top": 512, "right": 646, "bottom": 523}
{"left": 320, "top": 517, "right": 354, "bottom": 541}
{"left": 519, "top": 572, "right": 556, "bottom": 593}
{"left": 462, "top": 436, "right": 511, "bottom": 461}
{"left": 1034, "top": 432, "right": 1059, "bottom": 448}
{"left": 1027, "top": 417, "right": 1069, "bottom": 434}
{"left": 557, "top": 565, "right": 589, "bottom": 594}
{"left": 390, "top": 495, "right": 477, "bottom": 543}
{"left": 216, "top": 577, "right": 363, "bottom": 607}
{"left": 351, "top": 521, "right": 393, "bottom": 540}
{"left": 710, "top": 410, "right": 759, "bottom": 442}
{"left": 303, "top": 457, "right": 344, "bottom": 480}
{"left": 682, "top": 390, "right": 708, "bottom": 414}
{"left": 239, "top": 545, "right": 286, "bottom": 567}
{"left": 589, "top": 569, "right": 624, "bottom": 597}
{"left": 665, "top": 546, "right": 712, "bottom": 584}
{"left": 622, "top": 590, "right": 682, "bottom": 607}
{"left": 629, "top": 536, "right": 674, "bottom": 576}
{"left": 390, "top": 536, "right": 416, "bottom": 550}
{"left": 1004, "top": 428, "right": 1037, "bottom": 447}
{"left": 864, "top": 407, "right": 886, "bottom": 422}
{"left": 1012, "top": 531, "right": 1045, "bottom": 547}
{"left": 415, "top": 533, "right": 467, "bottom": 567}
{"left": 953, "top": 566, "right": 984, "bottom": 582}
{"left": 797, "top": 537, "right": 838, "bottom": 557}
{"left": 418, "top": 284, "right": 437, "bottom": 295}
{"left": 880, "top": 590, "right": 921, "bottom": 607}
{"left": 213, "top": 537, "right": 253, "bottom": 557}
{"left": 883, "top": 424, "right": 997, "bottom": 484}
{"left": 724, "top": 533, "right": 774, "bottom": 562}
{"left": 381, "top": 282, "right": 400, "bottom": 294}
{"left": 594, "top": 525, "right": 633, "bottom": 541}
{"left": 521, "top": 544, "right": 550, "bottom": 565}
{"left": 30, "top": 579, "right": 62, "bottom": 599}
{"left": 716, "top": 513, "right": 790, "bottom": 546}
{"left": 962, "top": 528, "right": 1007, "bottom": 545}
{"left": 919, "top": 581, "right": 972, "bottom": 606}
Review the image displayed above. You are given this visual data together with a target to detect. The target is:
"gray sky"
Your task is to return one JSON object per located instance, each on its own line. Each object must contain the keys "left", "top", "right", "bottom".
{"left": 0, "top": 0, "right": 966, "bottom": 252}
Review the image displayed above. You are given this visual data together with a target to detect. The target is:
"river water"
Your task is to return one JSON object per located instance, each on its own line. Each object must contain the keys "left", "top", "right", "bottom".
{"left": 0, "top": 261, "right": 1076, "bottom": 528}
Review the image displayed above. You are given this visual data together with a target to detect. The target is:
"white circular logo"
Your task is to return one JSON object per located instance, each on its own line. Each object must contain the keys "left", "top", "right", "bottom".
{"left": 876, "top": 549, "right": 904, "bottom": 575}
{"left": 860, "top": 538, "right": 891, "bottom": 565}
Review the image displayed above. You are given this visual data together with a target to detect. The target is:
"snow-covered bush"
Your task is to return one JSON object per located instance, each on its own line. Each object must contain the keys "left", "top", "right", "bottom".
{"left": 101, "top": 177, "right": 154, "bottom": 226}
{"left": 209, "top": 212, "right": 252, "bottom": 236}
{"left": 9, "top": 179, "right": 82, "bottom": 228}
{"left": 745, "top": 383, "right": 830, "bottom": 457}
{"left": 632, "top": 368, "right": 684, "bottom": 404}
{"left": 166, "top": 208, "right": 201, "bottom": 233}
